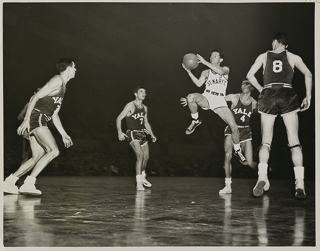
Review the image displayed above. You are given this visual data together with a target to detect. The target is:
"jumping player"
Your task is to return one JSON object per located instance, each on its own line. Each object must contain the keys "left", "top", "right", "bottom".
{"left": 246, "top": 32, "right": 312, "bottom": 198}
{"left": 3, "top": 58, "right": 76, "bottom": 196}
{"left": 219, "top": 79, "right": 258, "bottom": 194}
{"left": 116, "top": 86, "right": 157, "bottom": 191}
{"left": 181, "top": 51, "right": 247, "bottom": 163}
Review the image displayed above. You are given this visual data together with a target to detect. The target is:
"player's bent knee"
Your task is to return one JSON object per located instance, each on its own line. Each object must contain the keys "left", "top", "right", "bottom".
{"left": 187, "top": 94, "right": 194, "bottom": 103}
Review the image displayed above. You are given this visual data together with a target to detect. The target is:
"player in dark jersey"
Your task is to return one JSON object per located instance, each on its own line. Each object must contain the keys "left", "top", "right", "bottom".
{"left": 3, "top": 58, "right": 76, "bottom": 196}
{"left": 116, "top": 86, "right": 157, "bottom": 191}
{"left": 219, "top": 79, "right": 258, "bottom": 194}
{"left": 247, "top": 32, "right": 312, "bottom": 199}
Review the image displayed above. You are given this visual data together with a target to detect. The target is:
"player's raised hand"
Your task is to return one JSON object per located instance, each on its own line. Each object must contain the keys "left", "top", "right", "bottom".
{"left": 196, "top": 54, "right": 207, "bottom": 64}
{"left": 182, "top": 63, "right": 191, "bottom": 72}
{"left": 180, "top": 97, "right": 188, "bottom": 107}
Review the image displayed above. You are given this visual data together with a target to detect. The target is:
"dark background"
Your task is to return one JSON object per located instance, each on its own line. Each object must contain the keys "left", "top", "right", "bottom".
{"left": 3, "top": 2, "right": 315, "bottom": 180}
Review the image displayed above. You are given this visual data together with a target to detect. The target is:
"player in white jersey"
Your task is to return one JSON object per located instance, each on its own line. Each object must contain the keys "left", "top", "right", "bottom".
{"left": 181, "top": 50, "right": 247, "bottom": 163}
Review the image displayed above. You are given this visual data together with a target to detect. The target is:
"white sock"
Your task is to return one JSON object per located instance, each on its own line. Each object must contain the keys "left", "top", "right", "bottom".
{"left": 136, "top": 174, "right": 142, "bottom": 183}
{"left": 24, "top": 176, "right": 36, "bottom": 185}
{"left": 225, "top": 177, "right": 232, "bottom": 185}
{"left": 233, "top": 144, "right": 241, "bottom": 151}
{"left": 258, "top": 163, "right": 268, "bottom": 175}
{"left": 6, "top": 174, "right": 19, "bottom": 184}
{"left": 294, "top": 166, "right": 304, "bottom": 180}
{"left": 142, "top": 171, "right": 146, "bottom": 178}
{"left": 191, "top": 112, "right": 199, "bottom": 120}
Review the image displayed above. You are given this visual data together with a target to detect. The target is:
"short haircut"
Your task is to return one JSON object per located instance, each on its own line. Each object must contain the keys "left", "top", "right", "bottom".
{"left": 56, "top": 58, "right": 74, "bottom": 73}
{"left": 273, "top": 32, "right": 289, "bottom": 46}
{"left": 134, "top": 86, "right": 146, "bottom": 93}
{"left": 242, "top": 78, "right": 251, "bottom": 85}
{"left": 211, "top": 50, "right": 224, "bottom": 60}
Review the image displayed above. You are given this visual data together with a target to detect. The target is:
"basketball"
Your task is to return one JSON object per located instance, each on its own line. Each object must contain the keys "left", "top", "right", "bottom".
{"left": 183, "top": 53, "right": 199, "bottom": 70}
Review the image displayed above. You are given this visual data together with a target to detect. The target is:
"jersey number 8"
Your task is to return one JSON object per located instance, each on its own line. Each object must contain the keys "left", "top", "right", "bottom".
{"left": 273, "top": 60, "right": 283, "bottom": 73}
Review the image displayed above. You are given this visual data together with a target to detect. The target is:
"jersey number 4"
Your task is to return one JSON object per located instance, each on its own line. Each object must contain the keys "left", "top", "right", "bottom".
{"left": 273, "top": 60, "right": 283, "bottom": 73}
{"left": 240, "top": 115, "right": 246, "bottom": 122}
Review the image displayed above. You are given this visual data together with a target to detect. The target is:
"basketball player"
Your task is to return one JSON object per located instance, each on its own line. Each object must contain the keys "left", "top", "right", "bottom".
{"left": 219, "top": 79, "right": 258, "bottom": 194}
{"left": 17, "top": 88, "right": 41, "bottom": 164}
{"left": 181, "top": 51, "right": 247, "bottom": 163}
{"left": 3, "top": 58, "right": 76, "bottom": 196}
{"left": 116, "top": 86, "right": 157, "bottom": 191}
{"left": 246, "top": 32, "right": 312, "bottom": 199}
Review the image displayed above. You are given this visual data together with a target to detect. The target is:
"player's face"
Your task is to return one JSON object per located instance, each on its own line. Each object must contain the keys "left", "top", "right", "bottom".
{"left": 136, "top": 89, "right": 146, "bottom": 100}
{"left": 210, "top": 52, "right": 221, "bottom": 64}
{"left": 241, "top": 82, "right": 252, "bottom": 93}
{"left": 69, "top": 62, "right": 77, "bottom": 79}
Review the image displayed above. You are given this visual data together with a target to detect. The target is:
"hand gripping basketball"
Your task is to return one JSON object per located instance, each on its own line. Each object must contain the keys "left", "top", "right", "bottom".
{"left": 182, "top": 53, "right": 199, "bottom": 70}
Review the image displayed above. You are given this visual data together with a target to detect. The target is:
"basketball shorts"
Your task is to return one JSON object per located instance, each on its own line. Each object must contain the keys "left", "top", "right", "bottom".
{"left": 201, "top": 92, "right": 227, "bottom": 112}
{"left": 224, "top": 126, "right": 252, "bottom": 143}
{"left": 28, "top": 109, "right": 52, "bottom": 136}
{"left": 126, "top": 129, "right": 149, "bottom": 146}
{"left": 258, "top": 86, "right": 300, "bottom": 116}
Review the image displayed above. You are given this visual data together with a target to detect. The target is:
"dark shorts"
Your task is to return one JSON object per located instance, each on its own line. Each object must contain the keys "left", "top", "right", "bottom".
{"left": 258, "top": 86, "right": 300, "bottom": 116}
{"left": 126, "top": 129, "right": 149, "bottom": 146}
{"left": 224, "top": 126, "right": 252, "bottom": 143}
{"left": 29, "top": 109, "right": 52, "bottom": 136}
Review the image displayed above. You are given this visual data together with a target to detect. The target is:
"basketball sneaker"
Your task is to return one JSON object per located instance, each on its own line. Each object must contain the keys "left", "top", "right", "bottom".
{"left": 185, "top": 119, "right": 202, "bottom": 135}
{"left": 295, "top": 179, "right": 306, "bottom": 199}
{"left": 233, "top": 149, "right": 248, "bottom": 164}
{"left": 3, "top": 180, "right": 19, "bottom": 195}
{"left": 142, "top": 173, "right": 152, "bottom": 188}
{"left": 19, "top": 183, "right": 42, "bottom": 196}
{"left": 219, "top": 185, "right": 232, "bottom": 194}
{"left": 136, "top": 182, "right": 145, "bottom": 191}
{"left": 253, "top": 174, "right": 269, "bottom": 197}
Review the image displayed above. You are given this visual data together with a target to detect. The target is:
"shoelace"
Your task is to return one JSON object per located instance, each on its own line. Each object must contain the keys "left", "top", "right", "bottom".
{"left": 188, "top": 120, "right": 197, "bottom": 130}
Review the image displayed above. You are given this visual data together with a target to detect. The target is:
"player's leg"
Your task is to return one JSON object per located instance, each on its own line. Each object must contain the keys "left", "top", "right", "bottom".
{"left": 141, "top": 142, "right": 152, "bottom": 187}
{"left": 4, "top": 136, "right": 45, "bottom": 194}
{"left": 241, "top": 140, "right": 257, "bottom": 170}
{"left": 282, "top": 112, "right": 306, "bottom": 199}
{"left": 185, "top": 93, "right": 209, "bottom": 135}
{"left": 215, "top": 107, "right": 247, "bottom": 163}
{"left": 253, "top": 113, "right": 275, "bottom": 197}
{"left": 131, "top": 140, "right": 145, "bottom": 191}
{"left": 21, "top": 138, "right": 31, "bottom": 164}
{"left": 19, "top": 127, "right": 60, "bottom": 195}
{"left": 219, "top": 135, "right": 233, "bottom": 194}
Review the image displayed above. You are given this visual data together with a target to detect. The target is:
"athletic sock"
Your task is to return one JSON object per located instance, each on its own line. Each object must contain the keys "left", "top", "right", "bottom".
{"left": 136, "top": 174, "right": 142, "bottom": 183}
{"left": 6, "top": 174, "right": 19, "bottom": 184}
{"left": 225, "top": 177, "right": 232, "bottom": 185}
{"left": 294, "top": 166, "right": 304, "bottom": 180}
{"left": 24, "top": 176, "right": 36, "bottom": 185}
{"left": 258, "top": 163, "right": 268, "bottom": 175}
{"left": 233, "top": 144, "right": 241, "bottom": 152}
{"left": 191, "top": 112, "right": 199, "bottom": 120}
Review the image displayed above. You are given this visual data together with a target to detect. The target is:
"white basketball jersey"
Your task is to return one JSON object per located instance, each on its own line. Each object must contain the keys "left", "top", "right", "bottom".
{"left": 204, "top": 70, "right": 228, "bottom": 95}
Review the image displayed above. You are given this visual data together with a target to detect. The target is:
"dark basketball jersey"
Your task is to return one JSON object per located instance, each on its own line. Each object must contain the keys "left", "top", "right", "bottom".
{"left": 125, "top": 103, "right": 146, "bottom": 130}
{"left": 263, "top": 51, "right": 294, "bottom": 86}
{"left": 34, "top": 76, "right": 66, "bottom": 117}
{"left": 231, "top": 96, "right": 253, "bottom": 127}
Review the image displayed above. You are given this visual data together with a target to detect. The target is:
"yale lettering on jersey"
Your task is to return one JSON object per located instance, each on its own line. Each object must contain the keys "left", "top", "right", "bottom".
{"left": 132, "top": 112, "right": 144, "bottom": 120}
{"left": 52, "top": 97, "right": 63, "bottom": 104}
{"left": 233, "top": 107, "right": 252, "bottom": 117}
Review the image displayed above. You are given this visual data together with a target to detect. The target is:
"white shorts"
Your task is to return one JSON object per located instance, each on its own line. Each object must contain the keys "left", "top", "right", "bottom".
{"left": 201, "top": 92, "right": 227, "bottom": 112}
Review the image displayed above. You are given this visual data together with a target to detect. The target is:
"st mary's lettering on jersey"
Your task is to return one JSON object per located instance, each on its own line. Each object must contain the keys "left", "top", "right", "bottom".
{"left": 205, "top": 70, "right": 228, "bottom": 95}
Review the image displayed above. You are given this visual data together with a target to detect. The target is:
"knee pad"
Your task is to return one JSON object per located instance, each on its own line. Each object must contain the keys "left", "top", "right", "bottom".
{"left": 259, "top": 143, "right": 272, "bottom": 151}
{"left": 288, "top": 144, "right": 302, "bottom": 150}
